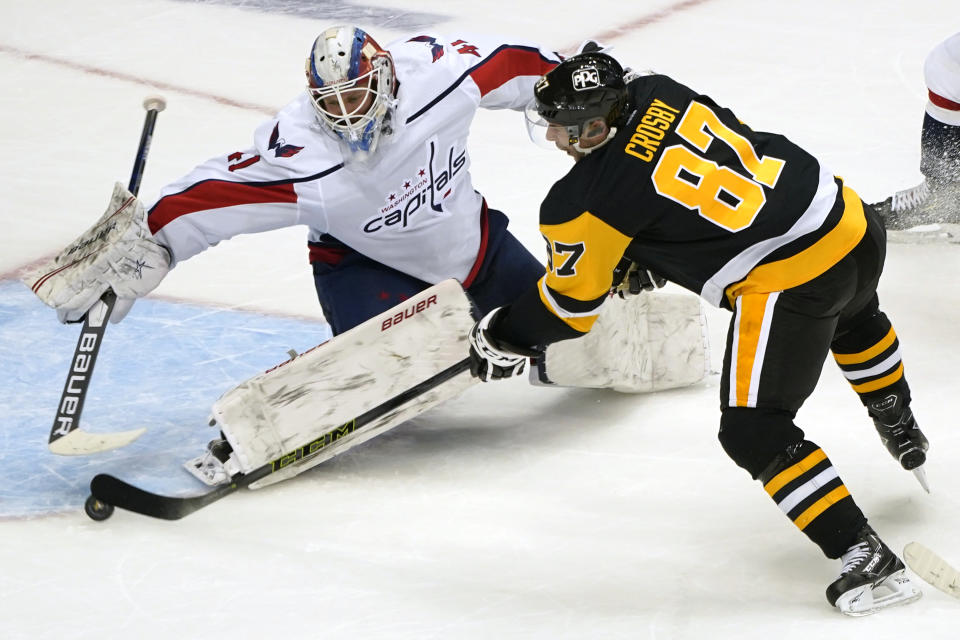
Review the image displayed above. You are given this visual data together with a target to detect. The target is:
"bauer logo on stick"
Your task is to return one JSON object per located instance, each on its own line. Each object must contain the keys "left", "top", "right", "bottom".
{"left": 572, "top": 66, "right": 600, "bottom": 91}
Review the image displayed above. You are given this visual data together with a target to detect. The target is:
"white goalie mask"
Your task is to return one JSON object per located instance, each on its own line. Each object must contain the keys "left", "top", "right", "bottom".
{"left": 305, "top": 26, "right": 397, "bottom": 157}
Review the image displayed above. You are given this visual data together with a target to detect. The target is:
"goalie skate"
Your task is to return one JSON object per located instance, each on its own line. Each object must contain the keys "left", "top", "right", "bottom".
{"left": 826, "top": 524, "right": 922, "bottom": 616}
{"left": 184, "top": 438, "right": 239, "bottom": 486}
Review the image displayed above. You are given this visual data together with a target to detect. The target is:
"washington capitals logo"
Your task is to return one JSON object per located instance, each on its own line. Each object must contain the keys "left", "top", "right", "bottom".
{"left": 269, "top": 123, "right": 304, "bottom": 158}
{"left": 408, "top": 35, "right": 445, "bottom": 63}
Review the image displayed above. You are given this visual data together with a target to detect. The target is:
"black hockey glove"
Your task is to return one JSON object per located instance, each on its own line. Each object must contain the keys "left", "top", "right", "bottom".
{"left": 468, "top": 308, "right": 541, "bottom": 382}
{"left": 611, "top": 257, "right": 666, "bottom": 298}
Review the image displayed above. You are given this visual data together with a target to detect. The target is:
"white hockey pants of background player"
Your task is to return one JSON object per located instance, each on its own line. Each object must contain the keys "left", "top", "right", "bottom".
{"left": 192, "top": 280, "right": 708, "bottom": 489}
{"left": 921, "top": 31, "right": 960, "bottom": 183}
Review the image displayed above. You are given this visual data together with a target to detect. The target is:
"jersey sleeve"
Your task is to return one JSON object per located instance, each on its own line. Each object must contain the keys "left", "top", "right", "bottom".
{"left": 494, "top": 200, "right": 633, "bottom": 348}
{"left": 398, "top": 32, "right": 560, "bottom": 112}
{"left": 147, "top": 102, "right": 339, "bottom": 266}
{"left": 467, "top": 39, "right": 561, "bottom": 110}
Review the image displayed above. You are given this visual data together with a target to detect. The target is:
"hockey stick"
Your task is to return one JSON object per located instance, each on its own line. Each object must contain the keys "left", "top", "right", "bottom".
{"left": 48, "top": 95, "right": 167, "bottom": 456}
{"left": 87, "top": 357, "right": 473, "bottom": 520}
{"left": 903, "top": 542, "right": 960, "bottom": 600}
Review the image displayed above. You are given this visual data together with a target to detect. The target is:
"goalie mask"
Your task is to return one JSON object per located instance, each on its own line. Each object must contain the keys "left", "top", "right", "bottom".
{"left": 306, "top": 26, "right": 397, "bottom": 156}
{"left": 525, "top": 52, "right": 628, "bottom": 154}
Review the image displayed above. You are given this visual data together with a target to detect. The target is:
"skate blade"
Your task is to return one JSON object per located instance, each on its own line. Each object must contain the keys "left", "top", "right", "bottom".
{"left": 912, "top": 466, "right": 931, "bottom": 493}
{"left": 887, "top": 223, "right": 960, "bottom": 245}
{"left": 836, "top": 570, "right": 922, "bottom": 616}
{"left": 904, "top": 542, "right": 960, "bottom": 600}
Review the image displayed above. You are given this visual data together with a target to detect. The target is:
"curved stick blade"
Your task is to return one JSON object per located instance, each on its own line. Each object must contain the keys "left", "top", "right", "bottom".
{"left": 48, "top": 427, "right": 147, "bottom": 456}
{"left": 904, "top": 542, "right": 960, "bottom": 600}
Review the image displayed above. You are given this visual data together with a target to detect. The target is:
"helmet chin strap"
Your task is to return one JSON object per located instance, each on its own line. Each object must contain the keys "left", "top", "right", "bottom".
{"left": 573, "top": 126, "right": 618, "bottom": 155}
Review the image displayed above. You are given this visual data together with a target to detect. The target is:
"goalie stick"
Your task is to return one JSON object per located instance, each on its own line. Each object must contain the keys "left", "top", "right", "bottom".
{"left": 48, "top": 95, "right": 166, "bottom": 456}
{"left": 85, "top": 357, "right": 472, "bottom": 520}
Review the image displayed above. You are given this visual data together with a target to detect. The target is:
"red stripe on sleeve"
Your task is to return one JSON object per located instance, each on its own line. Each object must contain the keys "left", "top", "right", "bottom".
{"left": 929, "top": 90, "right": 960, "bottom": 111}
{"left": 469, "top": 47, "right": 557, "bottom": 97}
{"left": 148, "top": 180, "right": 298, "bottom": 234}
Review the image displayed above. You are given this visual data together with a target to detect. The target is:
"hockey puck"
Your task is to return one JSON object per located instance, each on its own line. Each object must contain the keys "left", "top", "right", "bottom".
{"left": 84, "top": 495, "right": 115, "bottom": 521}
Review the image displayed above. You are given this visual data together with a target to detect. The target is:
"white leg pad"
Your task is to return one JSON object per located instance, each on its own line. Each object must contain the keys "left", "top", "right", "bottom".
{"left": 209, "top": 279, "right": 479, "bottom": 487}
{"left": 536, "top": 292, "right": 709, "bottom": 393}
{"left": 250, "top": 369, "right": 475, "bottom": 489}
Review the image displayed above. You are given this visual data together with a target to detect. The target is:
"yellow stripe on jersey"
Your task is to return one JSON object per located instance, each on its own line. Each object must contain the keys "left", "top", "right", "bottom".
{"left": 850, "top": 363, "right": 905, "bottom": 393}
{"left": 764, "top": 448, "right": 827, "bottom": 497}
{"left": 538, "top": 211, "right": 633, "bottom": 332}
{"left": 793, "top": 485, "right": 851, "bottom": 530}
{"left": 724, "top": 184, "right": 867, "bottom": 306}
{"left": 733, "top": 293, "right": 772, "bottom": 407}
{"left": 833, "top": 327, "right": 897, "bottom": 365}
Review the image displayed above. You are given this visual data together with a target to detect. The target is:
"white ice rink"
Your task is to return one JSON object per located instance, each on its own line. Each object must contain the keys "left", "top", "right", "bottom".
{"left": 2, "top": 0, "right": 959, "bottom": 637}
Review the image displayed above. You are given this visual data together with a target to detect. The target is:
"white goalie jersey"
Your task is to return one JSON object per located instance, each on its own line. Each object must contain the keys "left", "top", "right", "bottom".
{"left": 148, "top": 34, "right": 561, "bottom": 284}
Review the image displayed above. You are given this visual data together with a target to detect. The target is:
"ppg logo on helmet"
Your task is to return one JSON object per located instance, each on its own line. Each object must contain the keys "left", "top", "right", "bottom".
{"left": 571, "top": 66, "right": 600, "bottom": 91}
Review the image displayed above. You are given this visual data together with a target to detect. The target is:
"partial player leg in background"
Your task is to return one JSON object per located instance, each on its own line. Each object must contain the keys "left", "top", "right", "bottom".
{"left": 874, "top": 32, "right": 960, "bottom": 233}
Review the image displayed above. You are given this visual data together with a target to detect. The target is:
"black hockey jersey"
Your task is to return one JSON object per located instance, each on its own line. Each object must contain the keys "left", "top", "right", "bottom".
{"left": 497, "top": 73, "right": 868, "bottom": 347}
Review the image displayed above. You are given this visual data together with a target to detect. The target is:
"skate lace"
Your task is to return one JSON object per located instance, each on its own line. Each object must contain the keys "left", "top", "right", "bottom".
{"left": 891, "top": 180, "right": 930, "bottom": 213}
{"left": 839, "top": 542, "right": 872, "bottom": 575}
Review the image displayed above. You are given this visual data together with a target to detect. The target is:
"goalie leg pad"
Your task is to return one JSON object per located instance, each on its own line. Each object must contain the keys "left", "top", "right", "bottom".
{"left": 249, "top": 369, "right": 476, "bottom": 489}
{"left": 535, "top": 292, "right": 709, "bottom": 393}
{"left": 209, "top": 279, "right": 479, "bottom": 485}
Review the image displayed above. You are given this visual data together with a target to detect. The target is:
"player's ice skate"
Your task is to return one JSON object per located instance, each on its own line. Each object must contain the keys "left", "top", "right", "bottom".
{"left": 826, "top": 525, "right": 922, "bottom": 616}
{"left": 868, "top": 395, "right": 931, "bottom": 492}
{"left": 873, "top": 179, "right": 960, "bottom": 244}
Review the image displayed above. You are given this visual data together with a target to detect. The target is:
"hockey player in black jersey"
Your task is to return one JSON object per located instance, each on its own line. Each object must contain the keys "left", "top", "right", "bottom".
{"left": 467, "top": 51, "right": 928, "bottom": 615}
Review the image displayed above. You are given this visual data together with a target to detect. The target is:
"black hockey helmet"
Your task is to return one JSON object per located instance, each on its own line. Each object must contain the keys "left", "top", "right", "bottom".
{"left": 525, "top": 52, "right": 628, "bottom": 153}
{"left": 534, "top": 52, "right": 628, "bottom": 130}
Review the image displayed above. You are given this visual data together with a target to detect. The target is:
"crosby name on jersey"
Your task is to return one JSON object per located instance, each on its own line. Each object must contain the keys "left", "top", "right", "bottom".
{"left": 147, "top": 34, "right": 560, "bottom": 287}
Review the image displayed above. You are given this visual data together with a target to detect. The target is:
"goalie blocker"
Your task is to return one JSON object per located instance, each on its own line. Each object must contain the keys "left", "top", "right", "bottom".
{"left": 192, "top": 280, "right": 708, "bottom": 489}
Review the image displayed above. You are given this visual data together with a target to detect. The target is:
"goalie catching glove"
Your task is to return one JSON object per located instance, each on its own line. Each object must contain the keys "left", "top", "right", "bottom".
{"left": 22, "top": 183, "right": 170, "bottom": 323}
{"left": 468, "top": 307, "right": 542, "bottom": 382}
{"left": 611, "top": 256, "right": 666, "bottom": 298}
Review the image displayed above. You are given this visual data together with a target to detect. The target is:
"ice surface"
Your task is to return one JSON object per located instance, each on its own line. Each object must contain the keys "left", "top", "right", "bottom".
{"left": 1, "top": 1, "right": 958, "bottom": 638}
